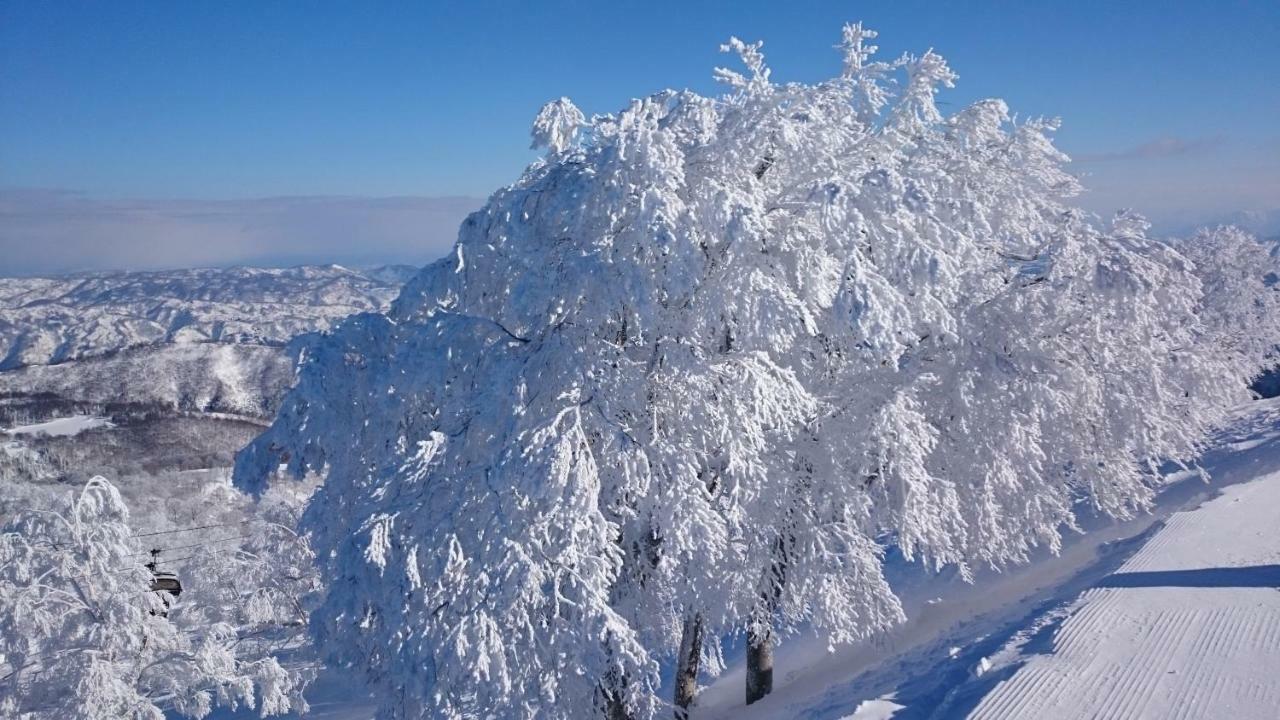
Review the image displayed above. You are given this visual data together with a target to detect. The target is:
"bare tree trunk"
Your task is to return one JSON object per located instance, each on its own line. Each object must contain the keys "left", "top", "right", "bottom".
{"left": 745, "top": 619, "right": 774, "bottom": 705}
{"left": 673, "top": 613, "right": 704, "bottom": 716}
{"left": 746, "top": 553, "right": 787, "bottom": 706}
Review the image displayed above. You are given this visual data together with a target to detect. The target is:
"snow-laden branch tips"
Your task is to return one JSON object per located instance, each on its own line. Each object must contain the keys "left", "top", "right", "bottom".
{"left": 531, "top": 97, "right": 586, "bottom": 155}
{"left": 235, "top": 21, "right": 1280, "bottom": 720}
{"left": 714, "top": 37, "right": 771, "bottom": 92}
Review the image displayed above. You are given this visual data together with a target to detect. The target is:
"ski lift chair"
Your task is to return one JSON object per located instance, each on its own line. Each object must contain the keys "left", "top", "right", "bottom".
{"left": 146, "top": 549, "right": 183, "bottom": 615}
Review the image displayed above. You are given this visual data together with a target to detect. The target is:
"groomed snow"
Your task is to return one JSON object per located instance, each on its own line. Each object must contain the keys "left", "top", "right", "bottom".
{"left": 4, "top": 414, "right": 115, "bottom": 437}
{"left": 968, "top": 472, "right": 1280, "bottom": 720}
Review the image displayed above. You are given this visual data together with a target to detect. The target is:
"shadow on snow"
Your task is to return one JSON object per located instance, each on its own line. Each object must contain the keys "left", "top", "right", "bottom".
{"left": 1097, "top": 564, "right": 1280, "bottom": 589}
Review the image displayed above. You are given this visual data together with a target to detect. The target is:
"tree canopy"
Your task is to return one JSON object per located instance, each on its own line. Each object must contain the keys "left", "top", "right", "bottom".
{"left": 235, "top": 23, "right": 1280, "bottom": 719}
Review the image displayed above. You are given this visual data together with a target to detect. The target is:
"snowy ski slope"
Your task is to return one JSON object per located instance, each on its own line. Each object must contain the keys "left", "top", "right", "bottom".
{"left": 3, "top": 414, "right": 114, "bottom": 437}
{"left": 969, "top": 472, "right": 1280, "bottom": 720}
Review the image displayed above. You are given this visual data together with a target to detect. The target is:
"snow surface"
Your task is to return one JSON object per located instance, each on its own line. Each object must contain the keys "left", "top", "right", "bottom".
{"left": 842, "top": 697, "right": 906, "bottom": 720}
{"left": 967, "top": 473, "right": 1280, "bottom": 719}
{"left": 4, "top": 414, "right": 114, "bottom": 437}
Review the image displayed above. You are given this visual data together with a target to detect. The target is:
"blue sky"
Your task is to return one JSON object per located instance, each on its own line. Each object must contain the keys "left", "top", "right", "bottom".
{"left": 2, "top": 1, "right": 1278, "bottom": 274}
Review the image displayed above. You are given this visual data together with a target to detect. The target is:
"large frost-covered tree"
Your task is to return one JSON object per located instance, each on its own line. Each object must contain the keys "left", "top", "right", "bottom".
{"left": 235, "top": 23, "right": 1280, "bottom": 719}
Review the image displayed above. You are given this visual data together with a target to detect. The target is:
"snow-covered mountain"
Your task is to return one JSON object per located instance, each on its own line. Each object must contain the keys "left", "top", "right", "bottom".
{"left": 1164, "top": 209, "right": 1280, "bottom": 242}
{"left": 0, "top": 264, "right": 416, "bottom": 419}
{"left": 0, "top": 264, "right": 416, "bottom": 369}
{"left": 1206, "top": 209, "right": 1280, "bottom": 239}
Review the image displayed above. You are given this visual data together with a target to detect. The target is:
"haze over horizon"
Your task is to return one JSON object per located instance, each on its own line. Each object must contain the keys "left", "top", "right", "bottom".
{"left": 2, "top": 0, "right": 1277, "bottom": 275}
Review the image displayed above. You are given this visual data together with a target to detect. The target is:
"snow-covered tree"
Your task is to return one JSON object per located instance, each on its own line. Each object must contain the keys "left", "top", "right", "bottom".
{"left": 175, "top": 478, "right": 321, "bottom": 692}
{"left": 235, "top": 22, "right": 1280, "bottom": 719}
{"left": 0, "top": 477, "right": 309, "bottom": 719}
{"left": 1175, "top": 224, "right": 1280, "bottom": 382}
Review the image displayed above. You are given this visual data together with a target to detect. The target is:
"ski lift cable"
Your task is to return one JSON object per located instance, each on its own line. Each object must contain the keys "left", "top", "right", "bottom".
{"left": 62, "top": 544, "right": 246, "bottom": 581}
{"left": 131, "top": 547, "right": 243, "bottom": 573}
{"left": 129, "top": 534, "right": 250, "bottom": 557}
{"left": 160, "top": 534, "right": 251, "bottom": 553}
{"left": 160, "top": 550, "right": 243, "bottom": 565}
{"left": 160, "top": 546, "right": 260, "bottom": 565}
{"left": 131, "top": 520, "right": 251, "bottom": 538}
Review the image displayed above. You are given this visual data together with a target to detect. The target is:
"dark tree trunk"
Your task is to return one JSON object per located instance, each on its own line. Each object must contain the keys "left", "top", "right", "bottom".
{"left": 601, "top": 668, "right": 633, "bottom": 720}
{"left": 673, "top": 613, "right": 704, "bottom": 716}
{"left": 605, "top": 693, "right": 631, "bottom": 720}
{"left": 745, "top": 620, "right": 774, "bottom": 705}
{"left": 746, "top": 552, "right": 787, "bottom": 706}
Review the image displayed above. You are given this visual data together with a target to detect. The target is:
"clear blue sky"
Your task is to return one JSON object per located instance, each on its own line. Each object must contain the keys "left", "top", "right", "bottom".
{"left": 1, "top": 1, "right": 1278, "bottom": 274}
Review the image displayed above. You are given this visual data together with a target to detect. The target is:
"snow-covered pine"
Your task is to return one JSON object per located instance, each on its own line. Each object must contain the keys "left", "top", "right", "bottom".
{"left": 234, "top": 23, "right": 1280, "bottom": 719}
{"left": 0, "top": 477, "right": 309, "bottom": 719}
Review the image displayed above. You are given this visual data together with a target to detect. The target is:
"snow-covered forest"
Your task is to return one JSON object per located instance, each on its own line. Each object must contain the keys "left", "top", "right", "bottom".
{"left": 4, "top": 20, "right": 1280, "bottom": 720}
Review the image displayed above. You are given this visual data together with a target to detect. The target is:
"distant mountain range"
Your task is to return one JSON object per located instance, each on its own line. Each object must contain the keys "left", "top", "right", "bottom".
{"left": 0, "top": 264, "right": 417, "bottom": 420}
{"left": 1170, "top": 208, "right": 1280, "bottom": 242}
